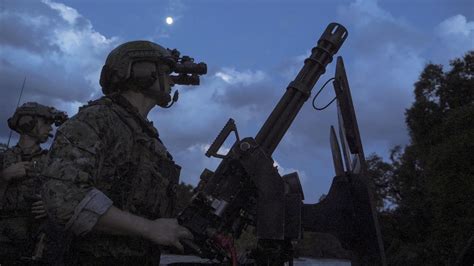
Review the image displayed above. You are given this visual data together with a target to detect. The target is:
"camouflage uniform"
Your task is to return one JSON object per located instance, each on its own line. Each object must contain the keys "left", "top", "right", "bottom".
{"left": 1, "top": 103, "right": 67, "bottom": 264}
{"left": 0, "top": 145, "right": 48, "bottom": 263}
{"left": 41, "top": 94, "right": 180, "bottom": 264}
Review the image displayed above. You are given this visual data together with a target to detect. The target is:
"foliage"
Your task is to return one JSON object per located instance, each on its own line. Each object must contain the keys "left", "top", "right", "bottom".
{"left": 366, "top": 153, "right": 397, "bottom": 212}
{"left": 370, "top": 51, "right": 474, "bottom": 265}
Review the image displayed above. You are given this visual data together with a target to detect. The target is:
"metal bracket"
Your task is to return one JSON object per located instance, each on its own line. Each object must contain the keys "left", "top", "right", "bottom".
{"left": 205, "top": 118, "right": 240, "bottom": 159}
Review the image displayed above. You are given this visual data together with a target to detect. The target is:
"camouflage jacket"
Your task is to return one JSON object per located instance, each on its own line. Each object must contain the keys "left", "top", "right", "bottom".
{"left": 41, "top": 94, "right": 180, "bottom": 258}
{"left": 0, "top": 145, "right": 48, "bottom": 215}
{"left": 0, "top": 145, "right": 48, "bottom": 260}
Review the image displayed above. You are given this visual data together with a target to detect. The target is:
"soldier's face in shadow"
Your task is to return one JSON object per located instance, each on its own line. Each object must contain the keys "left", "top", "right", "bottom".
{"left": 151, "top": 64, "right": 173, "bottom": 94}
{"left": 33, "top": 117, "right": 53, "bottom": 143}
{"left": 132, "top": 61, "right": 173, "bottom": 106}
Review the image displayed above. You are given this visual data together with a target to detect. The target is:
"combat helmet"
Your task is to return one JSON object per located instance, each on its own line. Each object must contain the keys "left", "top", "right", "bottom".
{"left": 100, "top": 41, "right": 175, "bottom": 94}
{"left": 100, "top": 40, "right": 207, "bottom": 107}
{"left": 8, "top": 102, "right": 68, "bottom": 134}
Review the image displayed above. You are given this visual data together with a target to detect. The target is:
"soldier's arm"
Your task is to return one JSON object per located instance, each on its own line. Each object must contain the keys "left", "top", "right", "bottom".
{"left": 1, "top": 161, "right": 32, "bottom": 182}
{"left": 41, "top": 115, "right": 114, "bottom": 236}
{"left": 41, "top": 107, "right": 192, "bottom": 249}
{"left": 0, "top": 153, "right": 28, "bottom": 196}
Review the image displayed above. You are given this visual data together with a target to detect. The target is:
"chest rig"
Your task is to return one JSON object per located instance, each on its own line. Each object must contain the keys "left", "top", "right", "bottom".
{"left": 87, "top": 95, "right": 181, "bottom": 219}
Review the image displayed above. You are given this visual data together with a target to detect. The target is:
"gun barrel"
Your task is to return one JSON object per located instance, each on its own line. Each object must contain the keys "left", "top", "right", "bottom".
{"left": 255, "top": 23, "right": 348, "bottom": 155}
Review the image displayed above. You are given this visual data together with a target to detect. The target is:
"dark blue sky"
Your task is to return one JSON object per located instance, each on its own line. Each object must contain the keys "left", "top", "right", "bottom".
{"left": 1, "top": 0, "right": 472, "bottom": 203}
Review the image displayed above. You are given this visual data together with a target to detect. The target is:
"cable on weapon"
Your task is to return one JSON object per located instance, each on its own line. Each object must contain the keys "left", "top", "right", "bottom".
{"left": 312, "top": 77, "right": 336, "bottom": 111}
{"left": 213, "top": 234, "right": 237, "bottom": 266}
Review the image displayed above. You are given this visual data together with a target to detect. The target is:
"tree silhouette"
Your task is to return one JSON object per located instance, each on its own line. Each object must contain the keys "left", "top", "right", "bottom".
{"left": 371, "top": 51, "right": 474, "bottom": 265}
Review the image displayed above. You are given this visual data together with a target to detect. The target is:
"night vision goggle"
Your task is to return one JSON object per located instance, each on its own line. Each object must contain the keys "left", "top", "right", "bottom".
{"left": 119, "top": 48, "right": 207, "bottom": 85}
{"left": 168, "top": 48, "right": 207, "bottom": 85}
{"left": 8, "top": 102, "right": 68, "bottom": 133}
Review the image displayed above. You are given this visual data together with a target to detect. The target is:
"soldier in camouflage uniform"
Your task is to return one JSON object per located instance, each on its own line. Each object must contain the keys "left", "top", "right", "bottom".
{"left": 41, "top": 41, "right": 196, "bottom": 265}
{"left": 0, "top": 102, "right": 67, "bottom": 264}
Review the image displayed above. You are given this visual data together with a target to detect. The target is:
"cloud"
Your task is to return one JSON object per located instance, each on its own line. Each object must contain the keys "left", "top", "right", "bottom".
{"left": 434, "top": 14, "right": 474, "bottom": 61}
{"left": 215, "top": 68, "right": 266, "bottom": 85}
{"left": 0, "top": 0, "right": 118, "bottom": 147}
{"left": 0, "top": 4, "right": 58, "bottom": 53}
{"left": 43, "top": 0, "right": 80, "bottom": 25}
{"left": 437, "top": 14, "right": 474, "bottom": 36}
{"left": 332, "top": 0, "right": 429, "bottom": 154}
{"left": 212, "top": 68, "right": 278, "bottom": 110}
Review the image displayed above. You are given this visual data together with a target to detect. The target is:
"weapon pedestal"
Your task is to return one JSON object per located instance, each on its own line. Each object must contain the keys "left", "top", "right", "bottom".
{"left": 302, "top": 174, "right": 384, "bottom": 265}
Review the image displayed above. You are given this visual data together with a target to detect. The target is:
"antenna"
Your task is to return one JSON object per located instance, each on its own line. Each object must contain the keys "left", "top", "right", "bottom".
{"left": 6, "top": 76, "right": 26, "bottom": 148}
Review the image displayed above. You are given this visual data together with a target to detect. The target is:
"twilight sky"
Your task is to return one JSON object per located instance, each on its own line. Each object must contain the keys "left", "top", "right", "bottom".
{"left": 0, "top": 0, "right": 472, "bottom": 203}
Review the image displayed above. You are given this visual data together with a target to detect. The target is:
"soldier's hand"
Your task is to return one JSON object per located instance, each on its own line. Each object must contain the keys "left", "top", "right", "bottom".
{"left": 31, "top": 200, "right": 47, "bottom": 219}
{"left": 95, "top": 206, "right": 193, "bottom": 251}
{"left": 1, "top": 162, "right": 32, "bottom": 182}
{"left": 145, "top": 218, "right": 194, "bottom": 251}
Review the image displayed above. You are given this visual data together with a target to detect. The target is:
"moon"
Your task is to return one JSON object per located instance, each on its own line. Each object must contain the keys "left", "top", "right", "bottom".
{"left": 166, "top": 17, "right": 174, "bottom": 25}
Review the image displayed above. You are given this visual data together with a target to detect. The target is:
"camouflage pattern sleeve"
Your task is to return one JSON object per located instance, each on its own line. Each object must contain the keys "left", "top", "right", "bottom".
{"left": 41, "top": 105, "right": 113, "bottom": 236}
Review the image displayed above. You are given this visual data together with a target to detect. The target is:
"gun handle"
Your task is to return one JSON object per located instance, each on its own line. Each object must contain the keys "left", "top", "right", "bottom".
{"left": 206, "top": 118, "right": 239, "bottom": 159}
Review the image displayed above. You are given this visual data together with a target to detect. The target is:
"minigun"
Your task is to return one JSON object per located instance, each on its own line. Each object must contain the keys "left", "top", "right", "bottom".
{"left": 177, "top": 23, "right": 352, "bottom": 265}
